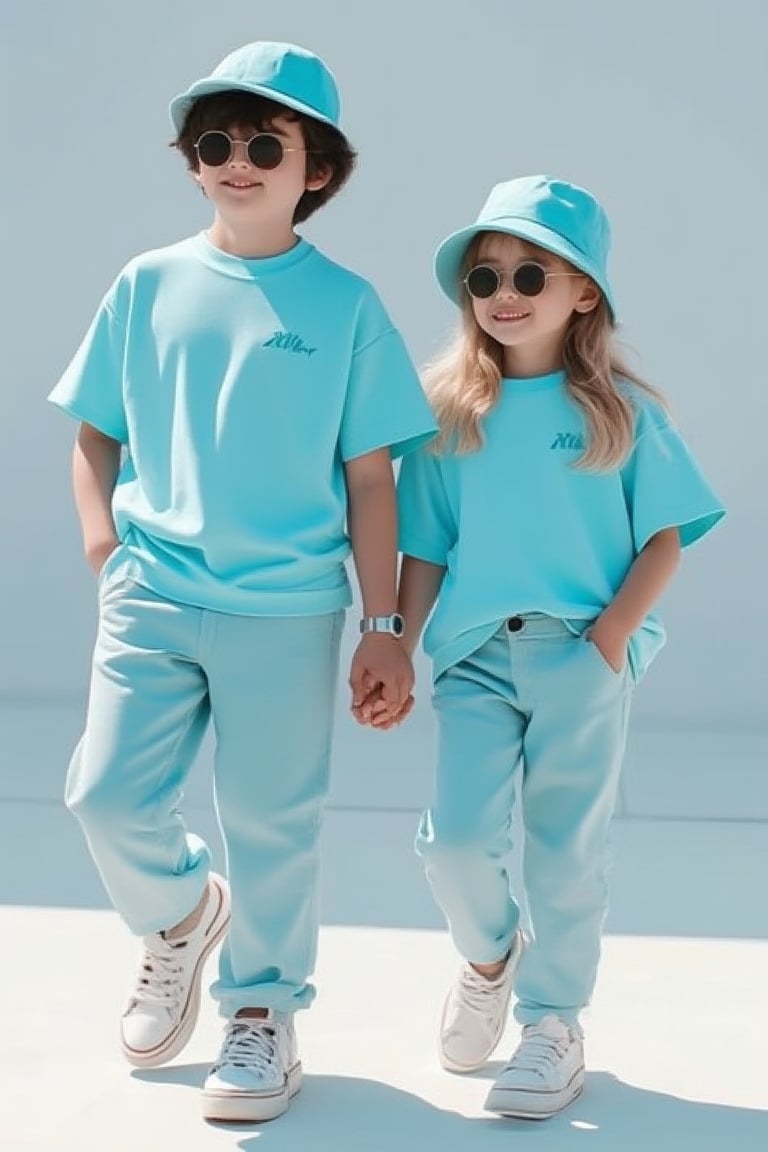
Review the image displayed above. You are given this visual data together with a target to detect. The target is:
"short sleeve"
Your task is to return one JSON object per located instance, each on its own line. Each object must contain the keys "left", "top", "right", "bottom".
{"left": 339, "top": 288, "right": 437, "bottom": 462}
{"left": 622, "top": 402, "right": 725, "bottom": 550}
{"left": 48, "top": 282, "right": 128, "bottom": 444}
{"left": 397, "top": 447, "right": 457, "bottom": 566}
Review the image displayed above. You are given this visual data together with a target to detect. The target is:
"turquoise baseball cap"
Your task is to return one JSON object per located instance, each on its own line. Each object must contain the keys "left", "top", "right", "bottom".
{"left": 435, "top": 175, "right": 617, "bottom": 320}
{"left": 169, "top": 41, "right": 342, "bottom": 134}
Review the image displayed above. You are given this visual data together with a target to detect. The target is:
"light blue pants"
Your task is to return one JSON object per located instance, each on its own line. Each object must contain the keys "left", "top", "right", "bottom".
{"left": 417, "top": 614, "right": 632, "bottom": 1031}
{"left": 65, "top": 563, "right": 343, "bottom": 1016}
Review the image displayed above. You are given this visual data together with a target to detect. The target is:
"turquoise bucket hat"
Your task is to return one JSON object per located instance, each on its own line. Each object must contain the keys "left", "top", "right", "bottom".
{"left": 434, "top": 175, "right": 617, "bottom": 320}
{"left": 169, "top": 41, "right": 342, "bottom": 134}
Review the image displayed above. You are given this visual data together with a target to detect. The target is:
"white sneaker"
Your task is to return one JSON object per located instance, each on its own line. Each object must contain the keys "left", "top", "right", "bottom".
{"left": 439, "top": 928, "right": 525, "bottom": 1072}
{"left": 202, "top": 1011, "right": 302, "bottom": 1123}
{"left": 484, "top": 1015, "right": 585, "bottom": 1119}
{"left": 120, "top": 872, "right": 230, "bottom": 1068}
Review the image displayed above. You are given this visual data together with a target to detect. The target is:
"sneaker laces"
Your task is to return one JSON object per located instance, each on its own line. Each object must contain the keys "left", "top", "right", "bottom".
{"left": 212, "top": 1021, "right": 279, "bottom": 1075}
{"left": 503, "top": 1023, "right": 571, "bottom": 1078}
{"left": 456, "top": 964, "right": 509, "bottom": 1017}
{"left": 132, "top": 937, "right": 187, "bottom": 1006}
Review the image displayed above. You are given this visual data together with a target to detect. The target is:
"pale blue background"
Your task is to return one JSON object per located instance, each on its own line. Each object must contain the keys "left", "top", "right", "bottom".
{"left": 1, "top": 0, "right": 765, "bottom": 879}
{"left": 1, "top": 5, "right": 767, "bottom": 1148}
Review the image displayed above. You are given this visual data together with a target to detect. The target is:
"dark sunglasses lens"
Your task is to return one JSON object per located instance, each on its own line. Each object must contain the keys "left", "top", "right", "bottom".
{"left": 196, "top": 132, "right": 232, "bottom": 166}
{"left": 513, "top": 263, "right": 546, "bottom": 296}
{"left": 465, "top": 266, "right": 501, "bottom": 299}
{"left": 248, "top": 134, "right": 284, "bottom": 169}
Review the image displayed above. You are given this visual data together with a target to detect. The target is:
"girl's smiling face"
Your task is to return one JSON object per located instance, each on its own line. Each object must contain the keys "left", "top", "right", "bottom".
{"left": 469, "top": 232, "right": 600, "bottom": 377}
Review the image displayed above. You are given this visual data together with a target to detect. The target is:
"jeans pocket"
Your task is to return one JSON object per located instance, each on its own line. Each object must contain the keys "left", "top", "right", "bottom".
{"left": 97, "top": 544, "right": 125, "bottom": 594}
{"left": 583, "top": 636, "right": 624, "bottom": 678}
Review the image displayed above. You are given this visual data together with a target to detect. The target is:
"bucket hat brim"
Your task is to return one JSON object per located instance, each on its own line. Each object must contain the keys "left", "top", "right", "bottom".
{"left": 435, "top": 216, "right": 616, "bottom": 319}
{"left": 169, "top": 78, "right": 339, "bottom": 135}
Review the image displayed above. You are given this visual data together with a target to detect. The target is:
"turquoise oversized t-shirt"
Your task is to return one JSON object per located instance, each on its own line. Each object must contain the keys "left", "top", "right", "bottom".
{"left": 50, "top": 234, "right": 437, "bottom": 615}
{"left": 397, "top": 371, "right": 724, "bottom": 680}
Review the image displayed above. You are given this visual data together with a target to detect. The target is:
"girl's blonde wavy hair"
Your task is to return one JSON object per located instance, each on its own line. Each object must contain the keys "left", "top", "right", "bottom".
{"left": 426, "top": 234, "right": 667, "bottom": 470}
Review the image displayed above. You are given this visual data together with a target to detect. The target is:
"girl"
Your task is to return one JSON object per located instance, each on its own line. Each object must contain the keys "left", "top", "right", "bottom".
{"left": 388, "top": 176, "right": 724, "bottom": 1118}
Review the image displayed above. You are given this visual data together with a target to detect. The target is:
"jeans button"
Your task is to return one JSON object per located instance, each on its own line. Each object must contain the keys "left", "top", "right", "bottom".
{"left": 507, "top": 616, "right": 524, "bottom": 632}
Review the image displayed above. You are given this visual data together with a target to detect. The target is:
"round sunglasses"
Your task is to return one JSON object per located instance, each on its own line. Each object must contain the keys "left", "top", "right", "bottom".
{"left": 194, "top": 131, "right": 305, "bottom": 171}
{"left": 463, "top": 262, "right": 583, "bottom": 300}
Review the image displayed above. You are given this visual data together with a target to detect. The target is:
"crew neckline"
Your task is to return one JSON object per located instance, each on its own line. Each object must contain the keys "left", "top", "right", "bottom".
{"left": 501, "top": 369, "right": 567, "bottom": 394}
{"left": 192, "top": 232, "right": 314, "bottom": 279}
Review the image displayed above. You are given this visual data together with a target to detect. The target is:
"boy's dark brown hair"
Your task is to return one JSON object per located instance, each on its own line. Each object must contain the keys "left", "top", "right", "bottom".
{"left": 174, "top": 91, "right": 356, "bottom": 224}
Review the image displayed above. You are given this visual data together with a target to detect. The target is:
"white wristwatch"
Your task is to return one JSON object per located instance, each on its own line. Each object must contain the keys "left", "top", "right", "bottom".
{"left": 359, "top": 613, "right": 405, "bottom": 638}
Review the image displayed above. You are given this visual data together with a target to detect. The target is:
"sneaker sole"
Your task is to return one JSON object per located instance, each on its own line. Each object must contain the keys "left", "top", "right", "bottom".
{"left": 121, "top": 874, "right": 231, "bottom": 1069}
{"left": 201, "top": 1060, "right": 303, "bottom": 1123}
{"left": 484, "top": 1067, "right": 585, "bottom": 1119}
{"left": 439, "top": 929, "right": 525, "bottom": 1074}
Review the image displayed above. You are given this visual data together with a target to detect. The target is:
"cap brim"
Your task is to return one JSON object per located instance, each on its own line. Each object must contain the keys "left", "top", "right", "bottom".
{"left": 169, "top": 78, "right": 339, "bottom": 134}
{"left": 435, "top": 217, "right": 616, "bottom": 319}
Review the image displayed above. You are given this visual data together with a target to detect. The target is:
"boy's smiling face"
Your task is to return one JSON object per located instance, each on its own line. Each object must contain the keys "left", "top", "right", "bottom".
{"left": 196, "top": 113, "right": 331, "bottom": 256}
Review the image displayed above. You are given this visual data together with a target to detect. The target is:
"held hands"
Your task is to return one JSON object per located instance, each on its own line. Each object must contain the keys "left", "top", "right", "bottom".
{"left": 349, "top": 634, "right": 415, "bottom": 730}
{"left": 354, "top": 688, "right": 416, "bottom": 730}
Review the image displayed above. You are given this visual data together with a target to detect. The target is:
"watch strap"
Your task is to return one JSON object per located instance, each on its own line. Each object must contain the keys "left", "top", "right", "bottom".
{"left": 359, "top": 613, "right": 405, "bottom": 637}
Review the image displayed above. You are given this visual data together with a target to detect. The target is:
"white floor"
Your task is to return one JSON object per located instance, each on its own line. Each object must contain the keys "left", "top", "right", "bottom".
{"left": 3, "top": 681, "right": 767, "bottom": 1150}
{"left": 2, "top": 803, "right": 767, "bottom": 1152}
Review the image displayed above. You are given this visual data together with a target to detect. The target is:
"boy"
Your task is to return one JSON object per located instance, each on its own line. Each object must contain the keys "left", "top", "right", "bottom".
{"left": 49, "top": 40, "right": 436, "bottom": 1123}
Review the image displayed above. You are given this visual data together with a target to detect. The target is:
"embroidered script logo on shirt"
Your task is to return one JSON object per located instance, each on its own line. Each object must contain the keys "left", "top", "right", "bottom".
{"left": 263, "top": 331, "right": 317, "bottom": 356}
{"left": 550, "top": 432, "right": 585, "bottom": 450}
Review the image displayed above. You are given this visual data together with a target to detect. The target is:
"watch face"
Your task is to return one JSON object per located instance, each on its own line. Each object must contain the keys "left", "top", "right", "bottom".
{"left": 392, "top": 614, "right": 404, "bottom": 637}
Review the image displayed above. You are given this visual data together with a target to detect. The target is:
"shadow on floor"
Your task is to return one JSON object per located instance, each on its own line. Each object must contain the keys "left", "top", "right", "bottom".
{"left": 131, "top": 1066, "right": 768, "bottom": 1151}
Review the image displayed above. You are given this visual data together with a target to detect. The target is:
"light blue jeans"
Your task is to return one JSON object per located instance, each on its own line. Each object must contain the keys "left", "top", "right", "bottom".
{"left": 65, "top": 556, "right": 343, "bottom": 1016}
{"left": 417, "top": 614, "right": 633, "bottom": 1031}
